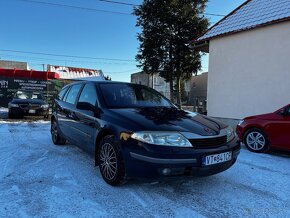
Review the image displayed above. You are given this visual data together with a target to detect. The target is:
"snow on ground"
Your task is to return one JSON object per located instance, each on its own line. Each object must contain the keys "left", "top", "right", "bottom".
{"left": 0, "top": 122, "right": 289, "bottom": 217}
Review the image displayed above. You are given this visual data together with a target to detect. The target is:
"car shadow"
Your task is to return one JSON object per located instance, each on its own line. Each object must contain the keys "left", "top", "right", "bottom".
{"left": 240, "top": 143, "right": 290, "bottom": 158}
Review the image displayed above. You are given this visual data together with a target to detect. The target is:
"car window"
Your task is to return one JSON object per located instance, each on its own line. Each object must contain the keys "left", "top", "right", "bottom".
{"left": 65, "top": 84, "right": 83, "bottom": 104}
{"left": 14, "top": 91, "right": 44, "bottom": 100}
{"left": 99, "top": 83, "right": 173, "bottom": 108}
{"left": 78, "top": 83, "right": 98, "bottom": 106}
{"left": 58, "top": 86, "right": 69, "bottom": 100}
{"left": 286, "top": 107, "right": 290, "bottom": 115}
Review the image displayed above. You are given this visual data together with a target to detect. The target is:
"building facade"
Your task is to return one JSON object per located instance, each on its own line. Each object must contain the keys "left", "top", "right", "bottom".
{"left": 193, "top": 0, "right": 290, "bottom": 120}
{"left": 0, "top": 60, "right": 29, "bottom": 70}
{"left": 188, "top": 72, "right": 208, "bottom": 114}
{"left": 131, "top": 72, "right": 208, "bottom": 111}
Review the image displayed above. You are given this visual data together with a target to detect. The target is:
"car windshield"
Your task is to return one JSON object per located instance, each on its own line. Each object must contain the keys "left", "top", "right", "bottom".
{"left": 14, "top": 91, "right": 44, "bottom": 100}
{"left": 99, "top": 83, "right": 174, "bottom": 108}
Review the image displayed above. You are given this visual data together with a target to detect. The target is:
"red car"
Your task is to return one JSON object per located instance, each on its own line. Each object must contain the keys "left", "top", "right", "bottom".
{"left": 236, "top": 104, "right": 290, "bottom": 153}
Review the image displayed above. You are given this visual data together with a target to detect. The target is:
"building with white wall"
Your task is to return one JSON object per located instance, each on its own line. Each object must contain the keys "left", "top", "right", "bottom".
{"left": 193, "top": 0, "right": 290, "bottom": 120}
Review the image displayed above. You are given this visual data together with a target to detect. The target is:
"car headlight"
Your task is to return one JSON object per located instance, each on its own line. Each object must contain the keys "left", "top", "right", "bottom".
{"left": 238, "top": 119, "right": 244, "bottom": 126}
{"left": 41, "top": 104, "right": 49, "bottom": 109}
{"left": 8, "top": 103, "right": 19, "bottom": 108}
{"left": 131, "top": 131, "right": 192, "bottom": 147}
{"left": 225, "top": 126, "right": 235, "bottom": 142}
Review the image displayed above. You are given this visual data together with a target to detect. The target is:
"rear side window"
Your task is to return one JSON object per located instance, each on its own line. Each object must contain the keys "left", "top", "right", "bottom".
{"left": 58, "top": 87, "right": 68, "bottom": 100}
{"left": 65, "top": 84, "right": 82, "bottom": 104}
{"left": 78, "top": 83, "right": 98, "bottom": 106}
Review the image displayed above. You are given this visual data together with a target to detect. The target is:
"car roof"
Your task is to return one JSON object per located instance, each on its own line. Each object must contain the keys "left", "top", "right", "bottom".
{"left": 62, "top": 80, "right": 138, "bottom": 89}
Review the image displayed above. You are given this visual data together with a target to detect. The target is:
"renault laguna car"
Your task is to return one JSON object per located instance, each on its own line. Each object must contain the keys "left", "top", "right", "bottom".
{"left": 8, "top": 91, "right": 49, "bottom": 118}
{"left": 51, "top": 81, "right": 240, "bottom": 185}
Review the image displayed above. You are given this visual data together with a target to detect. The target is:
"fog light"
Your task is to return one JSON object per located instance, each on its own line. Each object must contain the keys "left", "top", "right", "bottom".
{"left": 162, "top": 168, "right": 171, "bottom": 176}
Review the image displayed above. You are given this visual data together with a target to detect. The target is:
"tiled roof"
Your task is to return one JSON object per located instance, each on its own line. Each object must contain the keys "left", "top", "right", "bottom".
{"left": 196, "top": 0, "right": 290, "bottom": 42}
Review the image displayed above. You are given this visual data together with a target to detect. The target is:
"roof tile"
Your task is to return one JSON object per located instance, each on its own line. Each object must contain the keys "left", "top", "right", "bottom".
{"left": 197, "top": 0, "right": 290, "bottom": 41}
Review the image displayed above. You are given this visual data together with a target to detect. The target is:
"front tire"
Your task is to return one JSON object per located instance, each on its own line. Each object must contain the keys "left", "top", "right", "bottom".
{"left": 244, "top": 128, "right": 269, "bottom": 153}
{"left": 51, "top": 119, "right": 66, "bottom": 145}
{"left": 98, "top": 136, "right": 125, "bottom": 186}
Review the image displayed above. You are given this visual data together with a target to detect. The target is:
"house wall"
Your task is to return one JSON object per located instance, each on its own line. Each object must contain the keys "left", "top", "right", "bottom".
{"left": 0, "top": 60, "right": 29, "bottom": 70}
{"left": 208, "top": 21, "right": 290, "bottom": 119}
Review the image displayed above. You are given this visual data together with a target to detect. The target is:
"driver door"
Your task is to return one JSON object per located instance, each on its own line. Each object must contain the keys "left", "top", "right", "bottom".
{"left": 279, "top": 106, "right": 290, "bottom": 150}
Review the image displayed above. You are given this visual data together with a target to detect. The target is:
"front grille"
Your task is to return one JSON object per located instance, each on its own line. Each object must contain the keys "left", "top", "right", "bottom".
{"left": 189, "top": 135, "right": 227, "bottom": 148}
{"left": 19, "top": 104, "right": 40, "bottom": 109}
{"left": 29, "top": 104, "right": 41, "bottom": 109}
{"left": 19, "top": 104, "right": 29, "bottom": 109}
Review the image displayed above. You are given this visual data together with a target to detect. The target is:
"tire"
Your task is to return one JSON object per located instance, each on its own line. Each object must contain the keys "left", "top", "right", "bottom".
{"left": 51, "top": 119, "right": 66, "bottom": 145}
{"left": 243, "top": 128, "right": 269, "bottom": 153}
{"left": 44, "top": 114, "right": 49, "bottom": 119}
{"left": 98, "top": 136, "right": 125, "bottom": 186}
{"left": 8, "top": 113, "right": 14, "bottom": 119}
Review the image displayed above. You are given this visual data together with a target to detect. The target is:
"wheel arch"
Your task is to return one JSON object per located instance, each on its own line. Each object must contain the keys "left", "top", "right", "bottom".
{"left": 243, "top": 126, "right": 269, "bottom": 143}
{"left": 242, "top": 125, "right": 266, "bottom": 141}
{"left": 94, "top": 129, "right": 116, "bottom": 166}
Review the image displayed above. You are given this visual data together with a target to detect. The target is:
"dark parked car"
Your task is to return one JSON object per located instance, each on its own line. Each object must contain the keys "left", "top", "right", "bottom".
{"left": 8, "top": 91, "right": 49, "bottom": 118}
{"left": 236, "top": 104, "right": 290, "bottom": 153}
{"left": 51, "top": 81, "right": 240, "bottom": 185}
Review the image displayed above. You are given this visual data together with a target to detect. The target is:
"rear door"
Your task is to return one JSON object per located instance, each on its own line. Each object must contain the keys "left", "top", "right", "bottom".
{"left": 60, "top": 83, "right": 83, "bottom": 143}
{"left": 278, "top": 107, "right": 290, "bottom": 150}
{"left": 55, "top": 86, "right": 70, "bottom": 134}
{"left": 267, "top": 106, "right": 290, "bottom": 149}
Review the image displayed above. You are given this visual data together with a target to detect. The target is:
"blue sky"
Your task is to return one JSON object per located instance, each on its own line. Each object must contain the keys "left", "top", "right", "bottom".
{"left": 0, "top": 0, "right": 245, "bottom": 82}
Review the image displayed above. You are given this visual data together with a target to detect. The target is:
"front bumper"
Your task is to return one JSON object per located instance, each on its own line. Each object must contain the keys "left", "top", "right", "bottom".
{"left": 9, "top": 107, "right": 49, "bottom": 117}
{"left": 121, "top": 138, "right": 241, "bottom": 179}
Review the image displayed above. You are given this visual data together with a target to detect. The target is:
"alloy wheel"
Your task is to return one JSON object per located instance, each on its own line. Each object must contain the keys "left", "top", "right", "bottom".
{"left": 246, "top": 131, "right": 266, "bottom": 151}
{"left": 99, "top": 143, "right": 118, "bottom": 181}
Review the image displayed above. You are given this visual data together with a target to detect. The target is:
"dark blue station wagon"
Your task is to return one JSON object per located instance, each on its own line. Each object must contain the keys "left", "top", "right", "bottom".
{"left": 51, "top": 81, "right": 240, "bottom": 185}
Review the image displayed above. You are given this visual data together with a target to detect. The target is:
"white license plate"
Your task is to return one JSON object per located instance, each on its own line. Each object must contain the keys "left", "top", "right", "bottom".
{"left": 29, "top": 110, "right": 36, "bottom": 114}
{"left": 202, "top": 151, "right": 232, "bottom": 166}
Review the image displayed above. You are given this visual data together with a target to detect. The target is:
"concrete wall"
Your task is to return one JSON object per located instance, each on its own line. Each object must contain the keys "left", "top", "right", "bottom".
{"left": 208, "top": 21, "right": 290, "bottom": 119}
{"left": 0, "top": 60, "right": 29, "bottom": 70}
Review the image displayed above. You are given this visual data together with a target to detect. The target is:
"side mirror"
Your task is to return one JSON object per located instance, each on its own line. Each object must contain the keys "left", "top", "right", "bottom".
{"left": 76, "top": 102, "right": 100, "bottom": 115}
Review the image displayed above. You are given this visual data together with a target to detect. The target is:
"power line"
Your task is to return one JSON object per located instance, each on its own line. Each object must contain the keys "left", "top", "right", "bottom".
{"left": 0, "top": 49, "right": 136, "bottom": 62}
{"left": 13, "top": 0, "right": 132, "bottom": 15}
{"left": 98, "top": 0, "right": 138, "bottom": 7}
{"left": 0, "top": 53, "right": 137, "bottom": 66}
{"left": 12, "top": 0, "right": 225, "bottom": 17}
{"left": 98, "top": 0, "right": 225, "bottom": 17}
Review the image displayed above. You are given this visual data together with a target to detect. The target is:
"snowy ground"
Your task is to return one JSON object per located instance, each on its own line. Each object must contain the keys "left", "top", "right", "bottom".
{"left": 0, "top": 122, "right": 289, "bottom": 218}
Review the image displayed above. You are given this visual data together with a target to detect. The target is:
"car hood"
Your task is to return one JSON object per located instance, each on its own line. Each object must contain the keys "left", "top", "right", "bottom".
{"left": 244, "top": 112, "right": 279, "bottom": 121}
{"left": 10, "top": 99, "right": 45, "bottom": 105}
{"left": 109, "top": 107, "right": 227, "bottom": 136}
